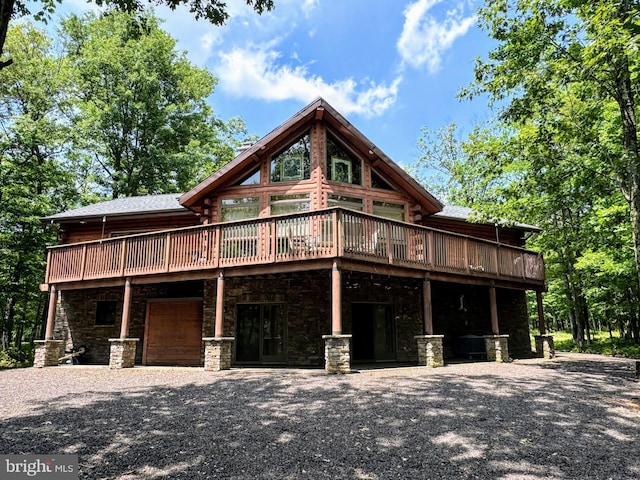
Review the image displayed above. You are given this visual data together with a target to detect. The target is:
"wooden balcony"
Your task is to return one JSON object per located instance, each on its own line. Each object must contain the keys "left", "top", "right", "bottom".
{"left": 44, "top": 208, "right": 545, "bottom": 288}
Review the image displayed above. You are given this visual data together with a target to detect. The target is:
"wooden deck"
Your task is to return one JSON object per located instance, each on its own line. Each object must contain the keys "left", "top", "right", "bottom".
{"left": 44, "top": 208, "right": 545, "bottom": 288}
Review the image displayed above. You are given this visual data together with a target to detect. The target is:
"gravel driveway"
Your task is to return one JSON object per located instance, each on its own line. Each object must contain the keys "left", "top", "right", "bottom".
{"left": 1, "top": 353, "right": 638, "bottom": 479}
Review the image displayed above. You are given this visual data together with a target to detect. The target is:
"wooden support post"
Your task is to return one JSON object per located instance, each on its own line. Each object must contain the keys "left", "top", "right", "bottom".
{"left": 423, "top": 275, "right": 433, "bottom": 335}
{"left": 119, "top": 278, "right": 132, "bottom": 339}
{"left": 215, "top": 271, "right": 225, "bottom": 337}
{"left": 332, "top": 261, "right": 342, "bottom": 335}
{"left": 489, "top": 283, "right": 499, "bottom": 335}
{"left": 536, "top": 290, "right": 546, "bottom": 334}
{"left": 44, "top": 285, "right": 58, "bottom": 340}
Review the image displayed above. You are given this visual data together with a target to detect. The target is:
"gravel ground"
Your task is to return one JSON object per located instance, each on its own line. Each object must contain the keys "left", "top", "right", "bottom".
{"left": 0, "top": 353, "right": 638, "bottom": 480}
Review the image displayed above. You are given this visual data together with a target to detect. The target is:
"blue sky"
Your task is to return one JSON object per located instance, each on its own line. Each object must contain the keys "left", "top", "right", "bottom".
{"left": 61, "top": 0, "right": 495, "bottom": 167}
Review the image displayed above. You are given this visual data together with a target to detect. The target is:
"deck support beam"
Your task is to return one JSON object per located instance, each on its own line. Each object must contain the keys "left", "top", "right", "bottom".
{"left": 44, "top": 285, "right": 58, "bottom": 340}
{"left": 215, "top": 271, "right": 225, "bottom": 337}
{"left": 34, "top": 286, "right": 63, "bottom": 367}
{"left": 324, "top": 261, "right": 351, "bottom": 373}
{"left": 423, "top": 274, "right": 433, "bottom": 335}
{"left": 109, "top": 278, "right": 138, "bottom": 368}
{"left": 489, "top": 283, "right": 499, "bottom": 335}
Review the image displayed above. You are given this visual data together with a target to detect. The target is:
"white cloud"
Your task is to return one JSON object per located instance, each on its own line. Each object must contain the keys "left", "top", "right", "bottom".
{"left": 215, "top": 44, "right": 402, "bottom": 118}
{"left": 397, "top": 0, "right": 476, "bottom": 73}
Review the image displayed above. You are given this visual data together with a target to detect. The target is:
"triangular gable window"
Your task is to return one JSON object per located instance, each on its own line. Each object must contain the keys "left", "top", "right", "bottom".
{"left": 371, "top": 170, "right": 395, "bottom": 191}
{"left": 234, "top": 166, "right": 261, "bottom": 186}
{"left": 326, "top": 133, "right": 362, "bottom": 185}
{"left": 270, "top": 132, "right": 311, "bottom": 183}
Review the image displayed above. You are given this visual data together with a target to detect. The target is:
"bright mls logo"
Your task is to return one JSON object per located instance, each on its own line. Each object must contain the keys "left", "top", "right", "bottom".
{"left": 1, "top": 455, "right": 78, "bottom": 479}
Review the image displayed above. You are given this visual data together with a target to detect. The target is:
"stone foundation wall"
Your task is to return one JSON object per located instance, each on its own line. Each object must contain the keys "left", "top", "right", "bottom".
{"left": 342, "top": 273, "right": 423, "bottom": 363}
{"left": 431, "top": 282, "right": 532, "bottom": 359}
{"left": 58, "top": 281, "right": 203, "bottom": 365}
{"left": 217, "top": 273, "right": 332, "bottom": 366}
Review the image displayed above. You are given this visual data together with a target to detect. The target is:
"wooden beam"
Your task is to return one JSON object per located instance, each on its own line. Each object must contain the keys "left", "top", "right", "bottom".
{"left": 423, "top": 275, "right": 433, "bottom": 335}
{"left": 215, "top": 271, "right": 225, "bottom": 337}
{"left": 315, "top": 107, "right": 325, "bottom": 121}
{"left": 119, "top": 278, "right": 133, "bottom": 339}
{"left": 332, "top": 261, "right": 342, "bottom": 335}
{"left": 489, "top": 284, "right": 499, "bottom": 335}
{"left": 44, "top": 286, "right": 58, "bottom": 340}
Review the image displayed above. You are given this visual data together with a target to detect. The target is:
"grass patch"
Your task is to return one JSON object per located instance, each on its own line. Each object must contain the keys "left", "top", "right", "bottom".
{"left": 532, "top": 330, "right": 640, "bottom": 358}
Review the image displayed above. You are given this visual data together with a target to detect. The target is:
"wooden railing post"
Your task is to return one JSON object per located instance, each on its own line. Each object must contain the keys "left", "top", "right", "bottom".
{"left": 164, "top": 232, "right": 172, "bottom": 272}
{"left": 79, "top": 245, "right": 88, "bottom": 280}
{"left": 44, "top": 250, "right": 52, "bottom": 284}
{"left": 213, "top": 226, "right": 221, "bottom": 269}
{"left": 334, "top": 210, "right": 342, "bottom": 257}
{"left": 464, "top": 238, "right": 470, "bottom": 273}
{"left": 119, "top": 239, "right": 127, "bottom": 276}
{"left": 386, "top": 223, "right": 393, "bottom": 264}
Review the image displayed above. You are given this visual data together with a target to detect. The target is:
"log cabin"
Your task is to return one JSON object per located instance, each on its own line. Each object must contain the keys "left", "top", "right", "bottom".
{"left": 34, "top": 98, "right": 551, "bottom": 372}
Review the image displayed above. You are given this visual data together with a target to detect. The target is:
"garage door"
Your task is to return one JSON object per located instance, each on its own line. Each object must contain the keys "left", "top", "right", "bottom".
{"left": 143, "top": 300, "right": 203, "bottom": 366}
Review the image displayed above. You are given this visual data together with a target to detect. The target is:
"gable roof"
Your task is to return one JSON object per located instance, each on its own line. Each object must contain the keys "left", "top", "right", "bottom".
{"left": 42, "top": 194, "right": 187, "bottom": 222}
{"left": 179, "top": 97, "right": 444, "bottom": 215}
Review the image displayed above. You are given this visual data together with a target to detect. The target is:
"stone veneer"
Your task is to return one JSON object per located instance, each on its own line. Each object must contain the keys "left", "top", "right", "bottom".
{"left": 415, "top": 335, "right": 444, "bottom": 367}
{"left": 33, "top": 340, "right": 64, "bottom": 367}
{"left": 323, "top": 335, "right": 352, "bottom": 373}
{"left": 484, "top": 335, "right": 510, "bottom": 362}
{"left": 534, "top": 335, "right": 555, "bottom": 359}
{"left": 109, "top": 338, "right": 139, "bottom": 368}
{"left": 203, "top": 337, "right": 234, "bottom": 371}
{"left": 432, "top": 282, "right": 532, "bottom": 359}
{"left": 55, "top": 282, "right": 204, "bottom": 365}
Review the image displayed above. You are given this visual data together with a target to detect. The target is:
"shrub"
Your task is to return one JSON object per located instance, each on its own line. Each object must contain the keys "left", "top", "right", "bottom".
{"left": 0, "top": 345, "right": 36, "bottom": 369}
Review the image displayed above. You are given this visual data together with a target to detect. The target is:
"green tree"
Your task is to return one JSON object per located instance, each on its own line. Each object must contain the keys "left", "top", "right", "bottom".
{"left": 64, "top": 11, "right": 246, "bottom": 199}
{"left": 463, "top": 0, "right": 640, "bottom": 300}
{"left": 0, "top": 23, "right": 74, "bottom": 349}
{"left": 0, "top": 0, "right": 274, "bottom": 70}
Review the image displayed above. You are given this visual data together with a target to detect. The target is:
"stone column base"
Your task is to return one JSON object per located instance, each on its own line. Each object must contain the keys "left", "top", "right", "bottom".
{"left": 109, "top": 338, "right": 139, "bottom": 369}
{"left": 415, "top": 335, "right": 445, "bottom": 367}
{"left": 484, "top": 335, "right": 510, "bottom": 362}
{"left": 33, "top": 340, "right": 64, "bottom": 367}
{"left": 203, "top": 337, "right": 234, "bottom": 371}
{"left": 322, "top": 335, "right": 352, "bottom": 374}
{"left": 534, "top": 335, "right": 555, "bottom": 359}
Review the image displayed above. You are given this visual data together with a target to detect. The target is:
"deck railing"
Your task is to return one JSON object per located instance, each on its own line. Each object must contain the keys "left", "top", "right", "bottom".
{"left": 45, "top": 208, "right": 545, "bottom": 285}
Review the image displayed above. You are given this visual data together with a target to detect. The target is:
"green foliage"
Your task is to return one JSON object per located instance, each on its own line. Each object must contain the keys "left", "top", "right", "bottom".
{"left": 0, "top": 344, "right": 35, "bottom": 369}
{"left": 414, "top": 0, "right": 640, "bottom": 345}
{"left": 1, "top": 0, "right": 274, "bottom": 70}
{"left": 552, "top": 331, "right": 640, "bottom": 359}
{"left": 63, "top": 11, "right": 247, "bottom": 199}
{"left": 0, "top": 16, "right": 249, "bottom": 349}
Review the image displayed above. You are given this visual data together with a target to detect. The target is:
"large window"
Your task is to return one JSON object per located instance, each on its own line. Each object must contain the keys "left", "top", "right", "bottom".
{"left": 373, "top": 201, "right": 405, "bottom": 221}
{"left": 270, "top": 133, "right": 311, "bottom": 182}
{"left": 270, "top": 194, "right": 310, "bottom": 216}
{"left": 326, "top": 134, "right": 362, "bottom": 185}
{"left": 220, "top": 197, "right": 260, "bottom": 221}
{"left": 327, "top": 194, "right": 363, "bottom": 212}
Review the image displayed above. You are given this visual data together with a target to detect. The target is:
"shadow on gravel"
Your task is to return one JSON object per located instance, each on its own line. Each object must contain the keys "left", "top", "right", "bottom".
{"left": 1, "top": 362, "right": 638, "bottom": 480}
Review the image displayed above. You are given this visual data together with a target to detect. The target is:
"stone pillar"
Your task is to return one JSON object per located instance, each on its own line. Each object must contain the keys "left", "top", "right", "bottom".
{"left": 109, "top": 338, "right": 139, "bottom": 369}
{"left": 484, "top": 334, "right": 510, "bottom": 362}
{"left": 415, "top": 335, "right": 444, "bottom": 368}
{"left": 534, "top": 335, "right": 555, "bottom": 359}
{"left": 203, "top": 337, "right": 234, "bottom": 371}
{"left": 322, "top": 334, "right": 351, "bottom": 374}
{"left": 33, "top": 340, "right": 64, "bottom": 367}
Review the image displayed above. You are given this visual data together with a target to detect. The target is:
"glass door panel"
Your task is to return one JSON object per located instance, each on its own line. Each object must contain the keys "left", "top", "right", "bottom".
{"left": 236, "top": 304, "right": 287, "bottom": 364}
{"left": 262, "top": 304, "right": 286, "bottom": 363}
{"left": 236, "top": 304, "right": 260, "bottom": 362}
